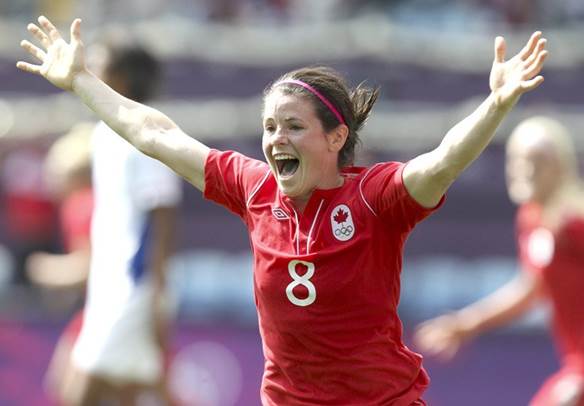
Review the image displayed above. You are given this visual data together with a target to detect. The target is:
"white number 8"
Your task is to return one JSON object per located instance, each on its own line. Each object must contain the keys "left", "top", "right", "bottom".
{"left": 286, "top": 260, "right": 316, "bottom": 307}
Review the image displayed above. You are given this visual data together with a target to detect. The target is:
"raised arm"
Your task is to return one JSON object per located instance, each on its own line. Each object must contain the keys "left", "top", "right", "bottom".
{"left": 413, "top": 271, "right": 543, "bottom": 360}
{"left": 17, "top": 17, "right": 209, "bottom": 191}
{"left": 403, "top": 32, "right": 548, "bottom": 208}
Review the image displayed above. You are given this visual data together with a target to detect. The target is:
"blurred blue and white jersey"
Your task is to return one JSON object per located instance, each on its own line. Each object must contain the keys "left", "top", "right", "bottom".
{"left": 73, "top": 121, "right": 181, "bottom": 382}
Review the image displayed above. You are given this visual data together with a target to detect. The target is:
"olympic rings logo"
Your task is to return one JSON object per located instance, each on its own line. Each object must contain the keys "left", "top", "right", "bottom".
{"left": 331, "top": 204, "right": 355, "bottom": 241}
{"left": 334, "top": 225, "right": 354, "bottom": 237}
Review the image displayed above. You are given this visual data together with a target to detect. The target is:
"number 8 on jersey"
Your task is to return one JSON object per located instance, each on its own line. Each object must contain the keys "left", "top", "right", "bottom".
{"left": 286, "top": 260, "right": 316, "bottom": 307}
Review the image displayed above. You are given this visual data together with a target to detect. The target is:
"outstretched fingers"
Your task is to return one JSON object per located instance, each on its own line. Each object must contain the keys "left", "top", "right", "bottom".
{"left": 523, "top": 49, "right": 548, "bottom": 80}
{"left": 38, "top": 16, "right": 62, "bottom": 43}
{"left": 523, "top": 38, "right": 547, "bottom": 68}
{"left": 20, "top": 39, "right": 46, "bottom": 62}
{"left": 16, "top": 61, "right": 42, "bottom": 75}
{"left": 27, "top": 23, "right": 50, "bottom": 48}
{"left": 518, "top": 31, "right": 542, "bottom": 61}
{"left": 521, "top": 75, "right": 545, "bottom": 92}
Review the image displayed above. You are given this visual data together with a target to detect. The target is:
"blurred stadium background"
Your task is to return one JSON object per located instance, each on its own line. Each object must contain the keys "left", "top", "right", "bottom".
{"left": 0, "top": 0, "right": 583, "bottom": 405}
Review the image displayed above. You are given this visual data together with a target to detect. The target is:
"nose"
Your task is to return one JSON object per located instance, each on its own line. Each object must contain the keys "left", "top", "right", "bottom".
{"left": 272, "top": 128, "right": 289, "bottom": 145}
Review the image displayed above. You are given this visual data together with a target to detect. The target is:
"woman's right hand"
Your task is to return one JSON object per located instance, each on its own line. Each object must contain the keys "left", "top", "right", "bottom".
{"left": 17, "top": 16, "right": 87, "bottom": 92}
{"left": 414, "top": 314, "right": 470, "bottom": 361}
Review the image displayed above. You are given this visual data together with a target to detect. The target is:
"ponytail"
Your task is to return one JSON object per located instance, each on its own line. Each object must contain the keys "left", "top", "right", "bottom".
{"left": 266, "top": 66, "right": 380, "bottom": 167}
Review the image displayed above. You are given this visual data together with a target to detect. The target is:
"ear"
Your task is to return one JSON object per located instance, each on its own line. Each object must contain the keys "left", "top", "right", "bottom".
{"left": 327, "top": 124, "right": 349, "bottom": 153}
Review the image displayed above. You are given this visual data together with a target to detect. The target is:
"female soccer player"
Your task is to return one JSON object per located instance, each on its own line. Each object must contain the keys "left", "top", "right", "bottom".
{"left": 17, "top": 16, "right": 547, "bottom": 405}
{"left": 415, "top": 117, "right": 584, "bottom": 406}
{"left": 26, "top": 122, "right": 93, "bottom": 405}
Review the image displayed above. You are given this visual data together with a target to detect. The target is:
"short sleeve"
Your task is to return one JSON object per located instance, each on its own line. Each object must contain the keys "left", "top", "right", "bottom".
{"left": 360, "top": 161, "right": 444, "bottom": 232}
{"left": 130, "top": 151, "right": 183, "bottom": 210}
{"left": 203, "top": 149, "right": 271, "bottom": 218}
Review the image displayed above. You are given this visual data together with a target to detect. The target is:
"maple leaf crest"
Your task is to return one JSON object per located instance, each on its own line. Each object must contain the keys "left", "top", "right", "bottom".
{"left": 333, "top": 208, "right": 349, "bottom": 224}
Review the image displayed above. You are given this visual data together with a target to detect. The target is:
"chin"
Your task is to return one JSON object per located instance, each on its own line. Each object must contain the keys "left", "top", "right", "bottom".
{"left": 510, "top": 192, "right": 530, "bottom": 205}
{"left": 511, "top": 196, "right": 528, "bottom": 205}
{"left": 509, "top": 183, "right": 534, "bottom": 205}
{"left": 276, "top": 172, "right": 301, "bottom": 196}
{"left": 278, "top": 184, "right": 300, "bottom": 198}
{"left": 276, "top": 178, "right": 294, "bottom": 195}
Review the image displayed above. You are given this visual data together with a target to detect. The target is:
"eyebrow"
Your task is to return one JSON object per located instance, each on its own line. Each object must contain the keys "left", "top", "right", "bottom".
{"left": 263, "top": 116, "right": 303, "bottom": 124}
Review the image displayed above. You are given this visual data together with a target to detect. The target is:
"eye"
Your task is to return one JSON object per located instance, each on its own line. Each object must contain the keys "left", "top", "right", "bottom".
{"left": 290, "top": 124, "right": 303, "bottom": 131}
{"left": 264, "top": 124, "right": 275, "bottom": 133}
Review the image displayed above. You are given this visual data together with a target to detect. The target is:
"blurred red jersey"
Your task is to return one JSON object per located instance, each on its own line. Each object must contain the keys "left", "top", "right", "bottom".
{"left": 204, "top": 150, "right": 442, "bottom": 405}
{"left": 60, "top": 186, "right": 93, "bottom": 252}
{"left": 517, "top": 203, "right": 584, "bottom": 370}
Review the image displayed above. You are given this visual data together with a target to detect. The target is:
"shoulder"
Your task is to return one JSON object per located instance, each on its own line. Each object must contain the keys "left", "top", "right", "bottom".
{"left": 542, "top": 184, "right": 584, "bottom": 232}
{"left": 342, "top": 161, "right": 408, "bottom": 216}
{"left": 353, "top": 161, "right": 408, "bottom": 196}
{"left": 203, "top": 149, "right": 272, "bottom": 211}
{"left": 344, "top": 161, "right": 403, "bottom": 185}
{"left": 206, "top": 149, "right": 269, "bottom": 172}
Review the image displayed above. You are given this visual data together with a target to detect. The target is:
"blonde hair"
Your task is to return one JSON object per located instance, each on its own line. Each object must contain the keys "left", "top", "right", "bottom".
{"left": 44, "top": 122, "right": 94, "bottom": 196}
{"left": 508, "top": 116, "right": 578, "bottom": 176}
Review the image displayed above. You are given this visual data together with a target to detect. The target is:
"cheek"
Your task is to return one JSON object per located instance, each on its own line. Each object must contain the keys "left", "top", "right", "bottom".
{"left": 539, "top": 172, "right": 557, "bottom": 190}
{"left": 298, "top": 132, "right": 325, "bottom": 155}
{"left": 261, "top": 136, "right": 270, "bottom": 153}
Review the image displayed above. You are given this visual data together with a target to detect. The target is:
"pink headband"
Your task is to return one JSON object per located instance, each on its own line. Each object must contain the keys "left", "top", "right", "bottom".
{"left": 275, "top": 79, "right": 346, "bottom": 125}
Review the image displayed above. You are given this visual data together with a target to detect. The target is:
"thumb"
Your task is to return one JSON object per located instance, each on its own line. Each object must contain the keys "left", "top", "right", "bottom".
{"left": 70, "top": 18, "right": 82, "bottom": 43}
{"left": 494, "top": 36, "right": 506, "bottom": 63}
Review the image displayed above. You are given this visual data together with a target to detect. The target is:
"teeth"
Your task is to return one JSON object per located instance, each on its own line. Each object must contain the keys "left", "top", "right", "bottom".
{"left": 274, "top": 154, "right": 296, "bottom": 160}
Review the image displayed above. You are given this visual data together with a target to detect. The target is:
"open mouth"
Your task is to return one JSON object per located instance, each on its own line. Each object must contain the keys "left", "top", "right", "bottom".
{"left": 274, "top": 154, "right": 299, "bottom": 178}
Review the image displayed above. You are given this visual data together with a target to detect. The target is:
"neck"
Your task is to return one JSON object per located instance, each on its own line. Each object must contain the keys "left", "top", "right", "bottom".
{"left": 290, "top": 174, "right": 344, "bottom": 213}
{"left": 290, "top": 195, "right": 310, "bottom": 213}
{"left": 538, "top": 177, "right": 584, "bottom": 229}
{"left": 539, "top": 175, "right": 575, "bottom": 207}
{"left": 319, "top": 173, "right": 345, "bottom": 190}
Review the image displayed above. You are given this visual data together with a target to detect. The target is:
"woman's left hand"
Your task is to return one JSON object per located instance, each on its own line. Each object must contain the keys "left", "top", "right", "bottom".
{"left": 489, "top": 31, "right": 548, "bottom": 109}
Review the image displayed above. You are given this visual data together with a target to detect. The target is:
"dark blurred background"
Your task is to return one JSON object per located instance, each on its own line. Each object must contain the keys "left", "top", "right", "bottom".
{"left": 0, "top": 1, "right": 583, "bottom": 405}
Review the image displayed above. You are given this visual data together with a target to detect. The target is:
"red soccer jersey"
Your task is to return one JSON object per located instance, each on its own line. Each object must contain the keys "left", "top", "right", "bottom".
{"left": 204, "top": 150, "right": 442, "bottom": 405}
{"left": 517, "top": 203, "right": 584, "bottom": 371}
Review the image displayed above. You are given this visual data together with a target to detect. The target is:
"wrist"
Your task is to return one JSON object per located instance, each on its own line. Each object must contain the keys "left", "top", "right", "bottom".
{"left": 489, "top": 90, "right": 518, "bottom": 113}
{"left": 71, "top": 69, "right": 93, "bottom": 95}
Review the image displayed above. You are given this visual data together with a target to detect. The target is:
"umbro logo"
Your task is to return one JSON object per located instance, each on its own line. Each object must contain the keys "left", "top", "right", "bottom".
{"left": 272, "top": 207, "right": 289, "bottom": 220}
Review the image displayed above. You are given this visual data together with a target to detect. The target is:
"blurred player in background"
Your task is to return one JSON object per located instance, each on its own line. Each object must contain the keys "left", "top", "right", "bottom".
{"left": 27, "top": 122, "right": 94, "bottom": 294}
{"left": 416, "top": 116, "right": 584, "bottom": 406}
{"left": 17, "top": 16, "right": 546, "bottom": 404}
{"left": 26, "top": 122, "right": 94, "bottom": 404}
{"left": 32, "top": 37, "right": 182, "bottom": 405}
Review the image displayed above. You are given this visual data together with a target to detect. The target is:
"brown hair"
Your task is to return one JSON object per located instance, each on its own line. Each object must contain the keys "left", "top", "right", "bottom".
{"left": 104, "top": 42, "right": 161, "bottom": 102}
{"left": 264, "top": 66, "right": 379, "bottom": 167}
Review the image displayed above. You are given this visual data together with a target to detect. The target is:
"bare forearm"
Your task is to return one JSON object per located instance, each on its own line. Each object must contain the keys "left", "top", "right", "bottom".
{"left": 28, "top": 250, "right": 90, "bottom": 289}
{"left": 455, "top": 274, "right": 539, "bottom": 337}
{"left": 403, "top": 93, "right": 515, "bottom": 207}
{"left": 437, "top": 93, "right": 514, "bottom": 184}
{"left": 403, "top": 33, "right": 546, "bottom": 208}
{"left": 72, "top": 70, "right": 177, "bottom": 156}
{"left": 72, "top": 70, "right": 209, "bottom": 188}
